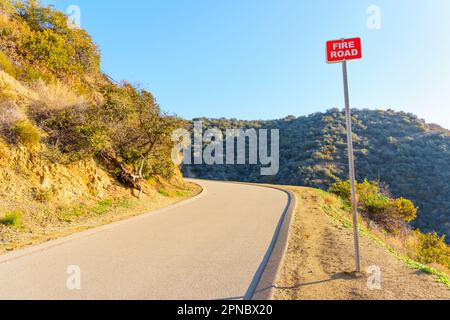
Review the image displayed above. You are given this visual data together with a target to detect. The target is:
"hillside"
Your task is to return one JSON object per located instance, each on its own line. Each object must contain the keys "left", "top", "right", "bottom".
{"left": 0, "top": 0, "right": 196, "bottom": 250}
{"left": 183, "top": 110, "right": 450, "bottom": 241}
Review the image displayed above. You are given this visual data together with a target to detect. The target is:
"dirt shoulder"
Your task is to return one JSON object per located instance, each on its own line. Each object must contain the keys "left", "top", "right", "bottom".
{"left": 0, "top": 181, "right": 202, "bottom": 255}
{"left": 272, "top": 187, "right": 450, "bottom": 300}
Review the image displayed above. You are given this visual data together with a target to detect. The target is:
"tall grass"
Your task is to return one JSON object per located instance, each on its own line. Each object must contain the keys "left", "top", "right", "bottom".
{"left": 0, "top": 101, "right": 23, "bottom": 128}
{"left": 31, "top": 80, "right": 86, "bottom": 111}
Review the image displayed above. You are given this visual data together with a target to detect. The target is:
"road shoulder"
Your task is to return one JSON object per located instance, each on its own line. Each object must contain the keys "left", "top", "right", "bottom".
{"left": 0, "top": 182, "right": 203, "bottom": 258}
{"left": 249, "top": 186, "right": 297, "bottom": 300}
{"left": 271, "top": 187, "right": 450, "bottom": 300}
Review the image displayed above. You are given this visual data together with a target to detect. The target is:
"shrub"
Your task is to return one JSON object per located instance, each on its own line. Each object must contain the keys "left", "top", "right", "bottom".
{"left": 330, "top": 179, "right": 417, "bottom": 234}
{"left": 0, "top": 210, "right": 23, "bottom": 228}
{"left": 329, "top": 180, "right": 351, "bottom": 199}
{"left": 12, "top": 119, "right": 40, "bottom": 146}
{"left": 363, "top": 193, "right": 391, "bottom": 215}
{"left": 414, "top": 231, "right": 450, "bottom": 268}
{"left": 34, "top": 187, "right": 53, "bottom": 203}
{"left": 3, "top": 0, "right": 100, "bottom": 86}
{"left": 35, "top": 108, "right": 91, "bottom": 155}
{"left": 392, "top": 197, "right": 417, "bottom": 223}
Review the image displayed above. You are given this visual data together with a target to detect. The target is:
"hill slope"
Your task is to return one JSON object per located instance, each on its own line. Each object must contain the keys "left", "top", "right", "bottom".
{"left": 0, "top": 0, "right": 194, "bottom": 249}
{"left": 183, "top": 109, "right": 450, "bottom": 240}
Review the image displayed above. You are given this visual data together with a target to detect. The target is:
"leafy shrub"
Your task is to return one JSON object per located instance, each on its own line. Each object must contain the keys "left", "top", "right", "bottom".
{"left": 329, "top": 179, "right": 382, "bottom": 203}
{"left": 414, "top": 231, "right": 450, "bottom": 268}
{"left": 392, "top": 198, "right": 417, "bottom": 223}
{"left": 363, "top": 193, "right": 391, "bottom": 215}
{"left": 329, "top": 180, "right": 351, "bottom": 199}
{"left": 12, "top": 119, "right": 40, "bottom": 146}
{"left": 1, "top": 0, "right": 100, "bottom": 87}
{"left": 34, "top": 107, "right": 91, "bottom": 156}
{"left": 75, "top": 123, "right": 109, "bottom": 152}
{"left": 329, "top": 179, "right": 418, "bottom": 234}
{"left": 0, "top": 210, "right": 23, "bottom": 228}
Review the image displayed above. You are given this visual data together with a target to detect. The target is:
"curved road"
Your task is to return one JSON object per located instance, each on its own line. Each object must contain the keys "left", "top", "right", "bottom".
{"left": 0, "top": 180, "right": 289, "bottom": 300}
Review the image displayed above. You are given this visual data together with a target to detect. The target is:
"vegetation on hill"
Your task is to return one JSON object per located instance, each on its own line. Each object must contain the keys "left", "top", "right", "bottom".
{"left": 183, "top": 109, "right": 450, "bottom": 243}
{"left": 0, "top": 0, "right": 182, "bottom": 192}
{"left": 0, "top": 0, "right": 194, "bottom": 247}
{"left": 328, "top": 180, "right": 449, "bottom": 272}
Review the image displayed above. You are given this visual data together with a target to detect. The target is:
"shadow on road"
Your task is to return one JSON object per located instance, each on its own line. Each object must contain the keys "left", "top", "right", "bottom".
{"left": 218, "top": 272, "right": 356, "bottom": 300}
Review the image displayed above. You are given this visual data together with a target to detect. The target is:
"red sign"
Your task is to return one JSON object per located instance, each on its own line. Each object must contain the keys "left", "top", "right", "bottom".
{"left": 326, "top": 38, "right": 362, "bottom": 63}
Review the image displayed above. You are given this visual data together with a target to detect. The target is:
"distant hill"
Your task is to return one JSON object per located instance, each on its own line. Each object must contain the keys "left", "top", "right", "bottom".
{"left": 183, "top": 109, "right": 450, "bottom": 240}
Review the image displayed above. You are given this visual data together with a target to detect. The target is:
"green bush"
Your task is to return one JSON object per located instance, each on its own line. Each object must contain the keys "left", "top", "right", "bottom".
{"left": 357, "top": 180, "right": 382, "bottom": 201}
{"left": 0, "top": 211, "right": 23, "bottom": 228}
{"left": 363, "top": 193, "right": 391, "bottom": 215}
{"left": 1, "top": 0, "right": 100, "bottom": 86}
{"left": 415, "top": 231, "right": 450, "bottom": 268}
{"left": 330, "top": 179, "right": 418, "bottom": 234}
{"left": 12, "top": 120, "right": 40, "bottom": 146}
{"left": 329, "top": 180, "right": 381, "bottom": 202}
{"left": 393, "top": 197, "right": 417, "bottom": 223}
{"left": 329, "top": 180, "right": 351, "bottom": 199}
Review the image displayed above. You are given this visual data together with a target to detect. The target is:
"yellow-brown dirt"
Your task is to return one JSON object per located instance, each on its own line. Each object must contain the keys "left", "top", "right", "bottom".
{"left": 0, "top": 139, "right": 201, "bottom": 255}
{"left": 272, "top": 187, "right": 450, "bottom": 300}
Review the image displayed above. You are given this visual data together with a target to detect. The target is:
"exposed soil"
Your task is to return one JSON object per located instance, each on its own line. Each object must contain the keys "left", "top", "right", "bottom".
{"left": 272, "top": 187, "right": 450, "bottom": 300}
{"left": 0, "top": 178, "right": 202, "bottom": 255}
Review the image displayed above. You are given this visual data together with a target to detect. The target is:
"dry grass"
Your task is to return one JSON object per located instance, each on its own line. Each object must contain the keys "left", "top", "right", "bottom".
{"left": 0, "top": 71, "right": 37, "bottom": 101}
{"left": 30, "top": 80, "right": 86, "bottom": 111}
{"left": 0, "top": 101, "right": 23, "bottom": 128}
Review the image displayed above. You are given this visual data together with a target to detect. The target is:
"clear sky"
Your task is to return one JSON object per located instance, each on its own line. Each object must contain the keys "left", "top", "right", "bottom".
{"left": 43, "top": 0, "right": 450, "bottom": 128}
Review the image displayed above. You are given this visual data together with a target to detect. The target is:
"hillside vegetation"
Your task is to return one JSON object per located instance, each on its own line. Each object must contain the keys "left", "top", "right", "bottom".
{"left": 0, "top": 0, "right": 193, "bottom": 249}
{"left": 183, "top": 110, "right": 450, "bottom": 244}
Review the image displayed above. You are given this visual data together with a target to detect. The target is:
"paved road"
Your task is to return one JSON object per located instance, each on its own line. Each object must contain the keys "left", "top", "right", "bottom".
{"left": 0, "top": 180, "right": 289, "bottom": 300}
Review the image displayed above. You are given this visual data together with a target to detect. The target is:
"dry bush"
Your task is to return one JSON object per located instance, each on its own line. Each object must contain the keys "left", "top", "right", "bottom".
{"left": 0, "top": 101, "right": 23, "bottom": 129}
{"left": 30, "top": 80, "right": 86, "bottom": 112}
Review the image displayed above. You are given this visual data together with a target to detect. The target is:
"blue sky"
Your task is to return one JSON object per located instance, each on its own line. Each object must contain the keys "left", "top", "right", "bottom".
{"left": 44, "top": 0, "right": 450, "bottom": 128}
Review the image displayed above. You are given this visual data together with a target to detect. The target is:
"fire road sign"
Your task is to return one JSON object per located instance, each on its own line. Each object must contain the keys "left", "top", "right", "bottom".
{"left": 326, "top": 37, "right": 362, "bottom": 64}
{"left": 326, "top": 37, "right": 362, "bottom": 273}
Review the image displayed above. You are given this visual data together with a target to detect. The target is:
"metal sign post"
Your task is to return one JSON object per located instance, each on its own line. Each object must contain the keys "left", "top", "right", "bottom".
{"left": 326, "top": 37, "right": 363, "bottom": 273}
{"left": 342, "top": 60, "right": 361, "bottom": 273}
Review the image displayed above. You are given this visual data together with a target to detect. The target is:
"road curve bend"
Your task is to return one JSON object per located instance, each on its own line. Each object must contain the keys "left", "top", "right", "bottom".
{"left": 0, "top": 180, "right": 290, "bottom": 300}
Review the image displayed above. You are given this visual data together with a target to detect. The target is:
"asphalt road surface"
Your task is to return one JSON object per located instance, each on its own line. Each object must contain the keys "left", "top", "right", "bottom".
{"left": 0, "top": 180, "right": 289, "bottom": 300}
